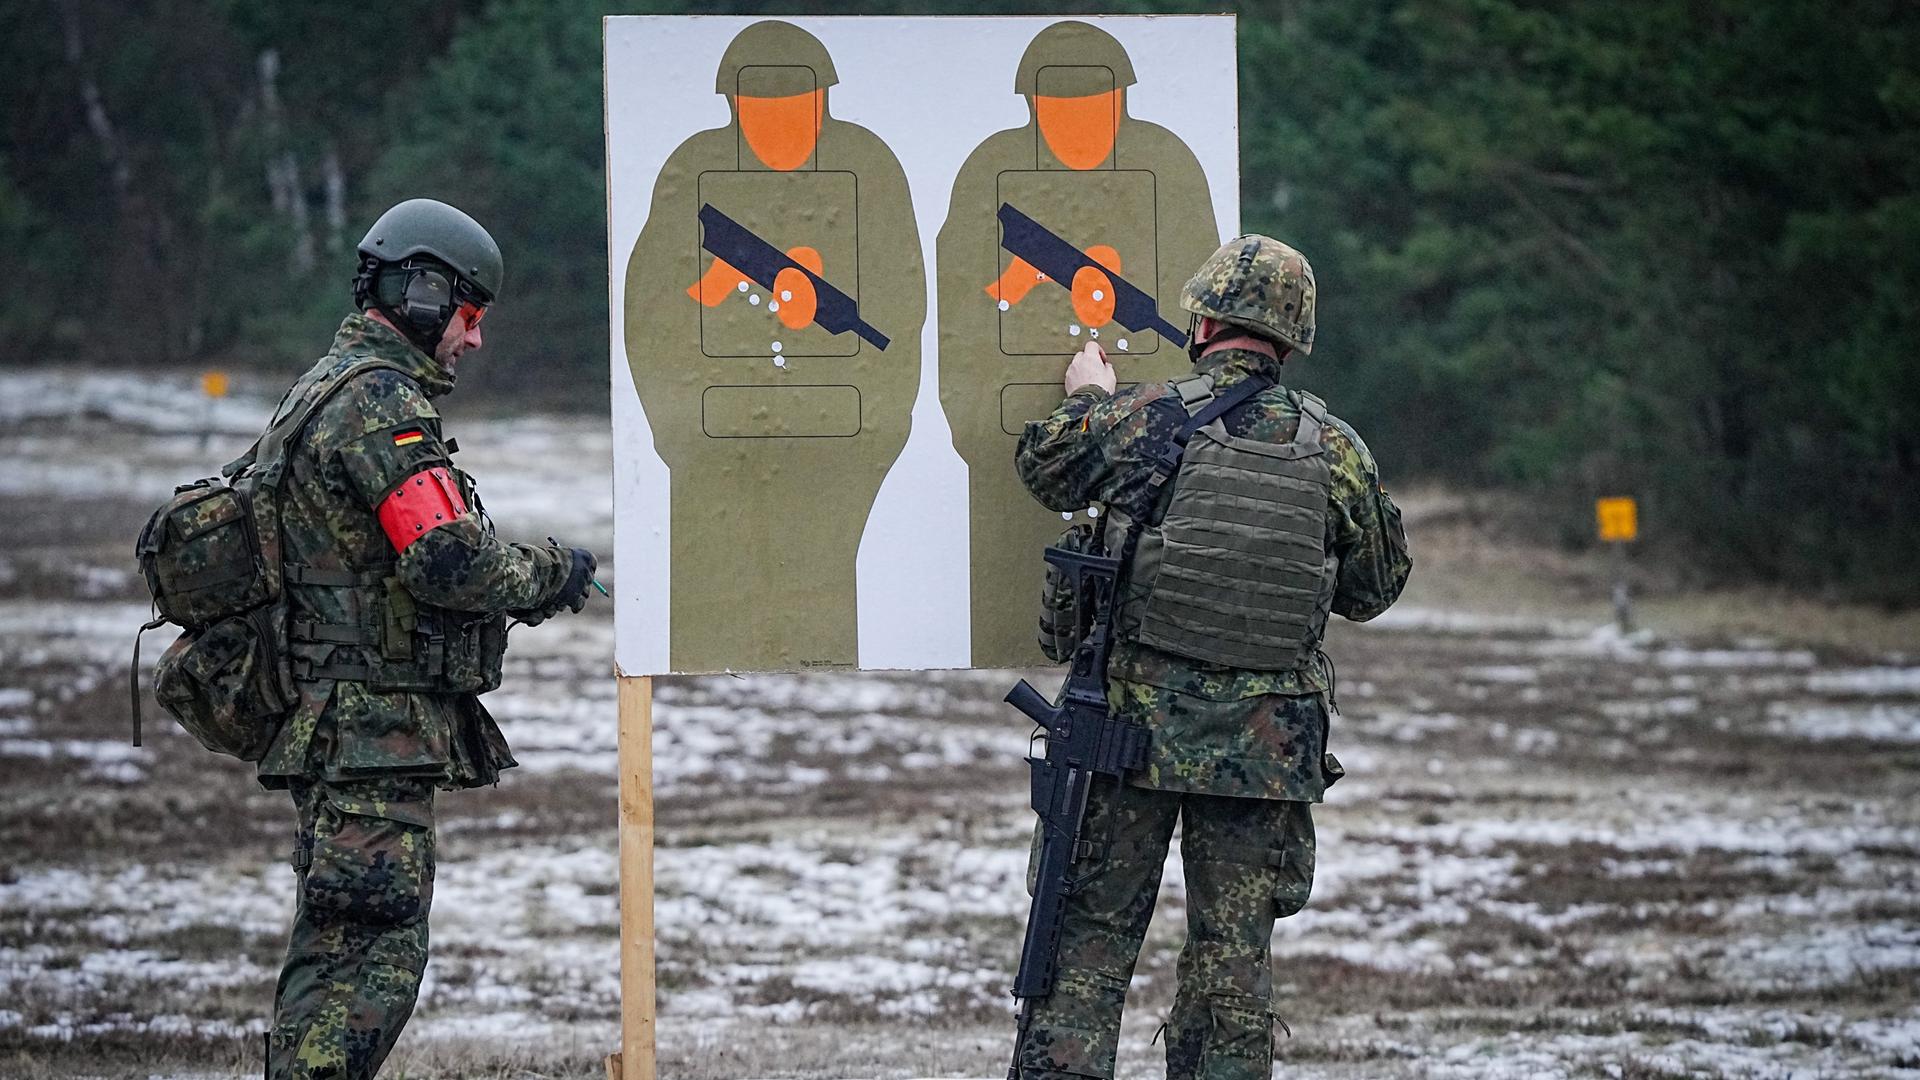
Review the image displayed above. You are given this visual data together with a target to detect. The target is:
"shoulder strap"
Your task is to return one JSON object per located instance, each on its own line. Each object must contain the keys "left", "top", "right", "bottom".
{"left": 222, "top": 358, "right": 412, "bottom": 481}
{"left": 225, "top": 357, "right": 413, "bottom": 605}
{"left": 1292, "top": 389, "right": 1327, "bottom": 449}
{"left": 1169, "top": 374, "right": 1215, "bottom": 411}
{"left": 1147, "top": 374, "right": 1274, "bottom": 491}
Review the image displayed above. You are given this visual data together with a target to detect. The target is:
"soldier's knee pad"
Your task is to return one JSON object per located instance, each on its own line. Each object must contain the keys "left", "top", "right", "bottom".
{"left": 303, "top": 798, "right": 435, "bottom": 933}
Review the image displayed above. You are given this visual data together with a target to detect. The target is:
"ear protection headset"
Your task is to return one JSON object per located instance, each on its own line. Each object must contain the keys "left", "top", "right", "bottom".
{"left": 353, "top": 256, "right": 483, "bottom": 354}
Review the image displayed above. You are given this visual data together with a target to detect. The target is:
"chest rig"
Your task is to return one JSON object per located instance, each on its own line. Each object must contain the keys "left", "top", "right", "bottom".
{"left": 259, "top": 363, "right": 506, "bottom": 696}
{"left": 1105, "top": 373, "right": 1339, "bottom": 672}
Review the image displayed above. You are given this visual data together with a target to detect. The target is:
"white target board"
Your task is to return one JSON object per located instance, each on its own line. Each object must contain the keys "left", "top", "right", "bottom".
{"left": 607, "top": 14, "right": 1239, "bottom": 675}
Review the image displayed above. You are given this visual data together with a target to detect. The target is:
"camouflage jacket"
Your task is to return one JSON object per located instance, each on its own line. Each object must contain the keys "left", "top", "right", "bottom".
{"left": 256, "top": 314, "right": 570, "bottom": 789}
{"left": 1015, "top": 348, "right": 1411, "bottom": 800}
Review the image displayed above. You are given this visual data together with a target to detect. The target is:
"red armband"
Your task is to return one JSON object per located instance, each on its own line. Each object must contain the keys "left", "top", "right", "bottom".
{"left": 377, "top": 467, "right": 469, "bottom": 552}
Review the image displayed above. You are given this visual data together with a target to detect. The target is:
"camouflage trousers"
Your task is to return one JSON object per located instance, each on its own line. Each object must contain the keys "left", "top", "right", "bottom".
{"left": 267, "top": 776, "right": 436, "bottom": 1080}
{"left": 1016, "top": 777, "right": 1315, "bottom": 1080}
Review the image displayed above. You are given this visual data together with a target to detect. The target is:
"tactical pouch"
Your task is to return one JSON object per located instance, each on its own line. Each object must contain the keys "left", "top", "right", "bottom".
{"left": 1037, "top": 522, "right": 1097, "bottom": 663}
{"left": 136, "top": 481, "right": 271, "bottom": 630}
{"left": 152, "top": 606, "right": 292, "bottom": 761}
{"left": 439, "top": 611, "right": 508, "bottom": 694}
{"left": 381, "top": 576, "right": 417, "bottom": 661}
{"left": 354, "top": 605, "right": 505, "bottom": 694}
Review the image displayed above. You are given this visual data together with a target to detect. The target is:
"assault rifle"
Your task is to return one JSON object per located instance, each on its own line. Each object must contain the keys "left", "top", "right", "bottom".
{"left": 1003, "top": 528, "right": 1150, "bottom": 1080}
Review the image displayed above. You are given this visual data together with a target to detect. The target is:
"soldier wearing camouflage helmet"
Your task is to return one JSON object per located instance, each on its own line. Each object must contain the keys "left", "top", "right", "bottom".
{"left": 257, "top": 198, "right": 598, "bottom": 1078}
{"left": 1012, "top": 235, "right": 1411, "bottom": 1079}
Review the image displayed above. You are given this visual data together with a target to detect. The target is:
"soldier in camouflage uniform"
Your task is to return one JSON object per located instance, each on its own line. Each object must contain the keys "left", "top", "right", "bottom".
{"left": 257, "top": 199, "right": 598, "bottom": 1079}
{"left": 1012, "top": 235, "right": 1411, "bottom": 1079}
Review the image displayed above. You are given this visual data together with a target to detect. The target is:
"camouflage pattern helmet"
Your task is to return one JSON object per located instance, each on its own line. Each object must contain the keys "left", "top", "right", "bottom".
{"left": 1179, "top": 234, "right": 1317, "bottom": 354}
{"left": 1013, "top": 20, "right": 1137, "bottom": 97}
{"left": 714, "top": 21, "right": 839, "bottom": 96}
{"left": 358, "top": 198, "right": 503, "bottom": 303}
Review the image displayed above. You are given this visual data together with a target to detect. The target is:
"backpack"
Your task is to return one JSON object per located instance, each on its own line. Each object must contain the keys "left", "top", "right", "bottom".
{"left": 131, "top": 358, "right": 405, "bottom": 759}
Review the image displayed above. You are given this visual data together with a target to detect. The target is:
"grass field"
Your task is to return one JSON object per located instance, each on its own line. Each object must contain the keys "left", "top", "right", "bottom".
{"left": 2, "top": 371, "right": 1916, "bottom": 1079}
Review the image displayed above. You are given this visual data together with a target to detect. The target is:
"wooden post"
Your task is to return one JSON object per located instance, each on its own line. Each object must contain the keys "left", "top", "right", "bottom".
{"left": 611, "top": 675, "right": 657, "bottom": 1080}
{"left": 1610, "top": 540, "right": 1633, "bottom": 636}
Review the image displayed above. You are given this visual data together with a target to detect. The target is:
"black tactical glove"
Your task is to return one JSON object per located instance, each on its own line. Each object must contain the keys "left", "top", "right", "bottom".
{"left": 512, "top": 544, "right": 596, "bottom": 626}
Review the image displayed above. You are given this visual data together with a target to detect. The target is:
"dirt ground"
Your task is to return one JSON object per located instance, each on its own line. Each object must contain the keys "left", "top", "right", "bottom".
{"left": 1, "top": 371, "right": 1916, "bottom": 1079}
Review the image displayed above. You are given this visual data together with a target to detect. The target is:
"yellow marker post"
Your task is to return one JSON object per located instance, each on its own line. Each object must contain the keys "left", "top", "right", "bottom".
{"left": 1596, "top": 497, "right": 1637, "bottom": 543}
{"left": 199, "top": 370, "right": 229, "bottom": 451}
{"left": 1596, "top": 497, "right": 1638, "bottom": 633}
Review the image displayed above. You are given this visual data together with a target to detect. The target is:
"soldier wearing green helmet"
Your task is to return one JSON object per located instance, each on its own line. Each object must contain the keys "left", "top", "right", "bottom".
{"left": 251, "top": 198, "right": 597, "bottom": 1078}
{"left": 1011, "top": 234, "right": 1410, "bottom": 1079}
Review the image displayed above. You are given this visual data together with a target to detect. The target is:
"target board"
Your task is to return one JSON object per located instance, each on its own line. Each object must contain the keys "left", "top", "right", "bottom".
{"left": 607, "top": 15, "right": 1238, "bottom": 674}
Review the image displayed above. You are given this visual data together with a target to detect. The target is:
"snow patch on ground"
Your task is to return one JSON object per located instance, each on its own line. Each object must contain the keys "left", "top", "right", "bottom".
{"left": 1810, "top": 666, "right": 1920, "bottom": 696}
{"left": 1765, "top": 702, "right": 1920, "bottom": 743}
{"left": 0, "top": 370, "right": 274, "bottom": 435}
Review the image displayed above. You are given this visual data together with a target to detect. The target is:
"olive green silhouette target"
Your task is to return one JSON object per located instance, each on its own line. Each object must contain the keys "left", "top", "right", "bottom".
{"left": 624, "top": 20, "right": 924, "bottom": 673}
{"left": 938, "top": 20, "right": 1220, "bottom": 667}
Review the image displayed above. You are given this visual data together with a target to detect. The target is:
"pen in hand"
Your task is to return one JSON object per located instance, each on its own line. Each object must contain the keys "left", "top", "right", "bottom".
{"left": 548, "top": 536, "right": 610, "bottom": 597}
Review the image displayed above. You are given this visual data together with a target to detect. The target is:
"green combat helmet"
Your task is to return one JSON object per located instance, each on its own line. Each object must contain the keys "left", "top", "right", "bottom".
{"left": 1014, "top": 20, "right": 1137, "bottom": 98}
{"left": 715, "top": 20, "right": 838, "bottom": 97}
{"left": 358, "top": 198, "right": 503, "bottom": 303}
{"left": 1180, "top": 234, "right": 1316, "bottom": 354}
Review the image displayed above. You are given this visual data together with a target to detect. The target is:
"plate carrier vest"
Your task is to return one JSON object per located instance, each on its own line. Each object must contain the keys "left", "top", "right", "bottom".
{"left": 1105, "top": 373, "right": 1338, "bottom": 672}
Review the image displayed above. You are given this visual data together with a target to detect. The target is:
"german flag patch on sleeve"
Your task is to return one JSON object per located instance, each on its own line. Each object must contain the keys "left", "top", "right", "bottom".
{"left": 392, "top": 427, "right": 426, "bottom": 447}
